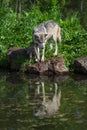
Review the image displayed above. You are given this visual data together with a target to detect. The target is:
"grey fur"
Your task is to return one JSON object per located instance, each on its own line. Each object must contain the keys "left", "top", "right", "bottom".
{"left": 26, "top": 42, "right": 38, "bottom": 60}
{"left": 32, "top": 20, "right": 61, "bottom": 61}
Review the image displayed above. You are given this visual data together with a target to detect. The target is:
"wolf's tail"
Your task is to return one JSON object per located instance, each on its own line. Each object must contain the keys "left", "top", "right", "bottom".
{"left": 57, "top": 26, "right": 61, "bottom": 43}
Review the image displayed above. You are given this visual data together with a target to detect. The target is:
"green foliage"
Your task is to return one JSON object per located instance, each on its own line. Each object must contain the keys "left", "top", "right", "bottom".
{"left": 59, "top": 15, "right": 87, "bottom": 66}
{"left": 0, "top": 5, "right": 87, "bottom": 69}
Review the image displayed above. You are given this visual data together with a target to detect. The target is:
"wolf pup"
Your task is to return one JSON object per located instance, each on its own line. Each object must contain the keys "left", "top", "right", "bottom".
{"left": 26, "top": 42, "right": 38, "bottom": 62}
{"left": 32, "top": 20, "right": 61, "bottom": 61}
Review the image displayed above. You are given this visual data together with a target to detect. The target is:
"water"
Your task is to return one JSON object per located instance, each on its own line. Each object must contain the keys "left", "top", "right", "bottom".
{"left": 0, "top": 71, "right": 87, "bottom": 130}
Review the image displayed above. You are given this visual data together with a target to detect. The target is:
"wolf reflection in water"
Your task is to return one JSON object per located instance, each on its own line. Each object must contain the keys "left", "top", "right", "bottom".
{"left": 32, "top": 82, "right": 61, "bottom": 117}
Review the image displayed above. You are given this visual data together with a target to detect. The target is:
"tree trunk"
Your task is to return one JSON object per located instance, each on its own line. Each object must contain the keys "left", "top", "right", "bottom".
{"left": 15, "top": 0, "right": 18, "bottom": 13}
{"left": 15, "top": 0, "right": 22, "bottom": 14}
{"left": 80, "top": 0, "right": 84, "bottom": 12}
{"left": 19, "top": 0, "right": 22, "bottom": 14}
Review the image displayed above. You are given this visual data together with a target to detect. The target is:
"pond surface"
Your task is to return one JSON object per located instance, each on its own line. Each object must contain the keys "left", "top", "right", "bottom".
{"left": 0, "top": 71, "right": 87, "bottom": 130}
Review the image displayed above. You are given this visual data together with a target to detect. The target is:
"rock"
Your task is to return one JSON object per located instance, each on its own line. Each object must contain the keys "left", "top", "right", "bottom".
{"left": 6, "top": 46, "right": 28, "bottom": 70}
{"left": 26, "top": 61, "right": 49, "bottom": 75}
{"left": 48, "top": 58, "right": 69, "bottom": 75}
{"left": 71, "top": 56, "right": 87, "bottom": 74}
{"left": 6, "top": 43, "right": 38, "bottom": 70}
{"left": 7, "top": 47, "right": 27, "bottom": 60}
{"left": 6, "top": 46, "right": 69, "bottom": 75}
{"left": 26, "top": 57, "right": 69, "bottom": 76}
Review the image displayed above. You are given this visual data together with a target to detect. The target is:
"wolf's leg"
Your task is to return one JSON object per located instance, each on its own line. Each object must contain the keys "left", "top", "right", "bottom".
{"left": 48, "top": 39, "right": 53, "bottom": 50}
{"left": 35, "top": 47, "right": 40, "bottom": 61}
{"left": 49, "top": 42, "right": 53, "bottom": 50}
{"left": 57, "top": 27, "right": 61, "bottom": 43}
{"left": 41, "top": 46, "right": 45, "bottom": 62}
{"left": 53, "top": 33, "right": 58, "bottom": 56}
{"left": 54, "top": 40, "right": 58, "bottom": 56}
{"left": 29, "top": 54, "right": 32, "bottom": 62}
{"left": 37, "top": 47, "right": 40, "bottom": 60}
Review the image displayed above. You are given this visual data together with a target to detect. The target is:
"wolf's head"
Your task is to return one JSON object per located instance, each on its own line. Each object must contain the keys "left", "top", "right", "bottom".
{"left": 33, "top": 33, "right": 48, "bottom": 49}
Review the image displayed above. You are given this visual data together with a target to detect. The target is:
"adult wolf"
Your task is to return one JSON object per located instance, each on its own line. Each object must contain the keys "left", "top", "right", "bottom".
{"left": 32, "top": 20, "right": 61, "bottom": 61}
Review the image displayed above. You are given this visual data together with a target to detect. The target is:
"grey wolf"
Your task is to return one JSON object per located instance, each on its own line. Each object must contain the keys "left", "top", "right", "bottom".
{"left": 32, "top": 20, "right": 61, "bottom": 61}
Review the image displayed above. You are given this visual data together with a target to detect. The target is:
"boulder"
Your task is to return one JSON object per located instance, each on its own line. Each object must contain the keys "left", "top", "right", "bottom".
{"left": 6, "top": 46, "right": 27, "bottom": 60}
{"left": 6, "top": 46, "right": 69, "bottom": 76}
{"left": 6, "top": 46, "right": 28, "bottom": 70}
{"left": 26, "top": 57, "right": 69, "bottom": 76}
{"left": 6, "top": 42, "right": 38, "bottom": 70}
{"left": 71, "top": 56, "right": 87, "bottom": 74}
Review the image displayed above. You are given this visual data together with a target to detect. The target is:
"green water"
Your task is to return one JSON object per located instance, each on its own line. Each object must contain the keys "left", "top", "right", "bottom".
{"left": 0, "top": 71, "right": 87, "bottom": 130}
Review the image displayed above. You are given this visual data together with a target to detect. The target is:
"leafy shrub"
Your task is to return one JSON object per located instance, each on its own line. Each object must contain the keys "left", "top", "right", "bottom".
{"left": 0, "top": 7, "right": 87, "bottom": 69}
{"left": 59, "top": 15, "right": 87, "bottom": 66}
